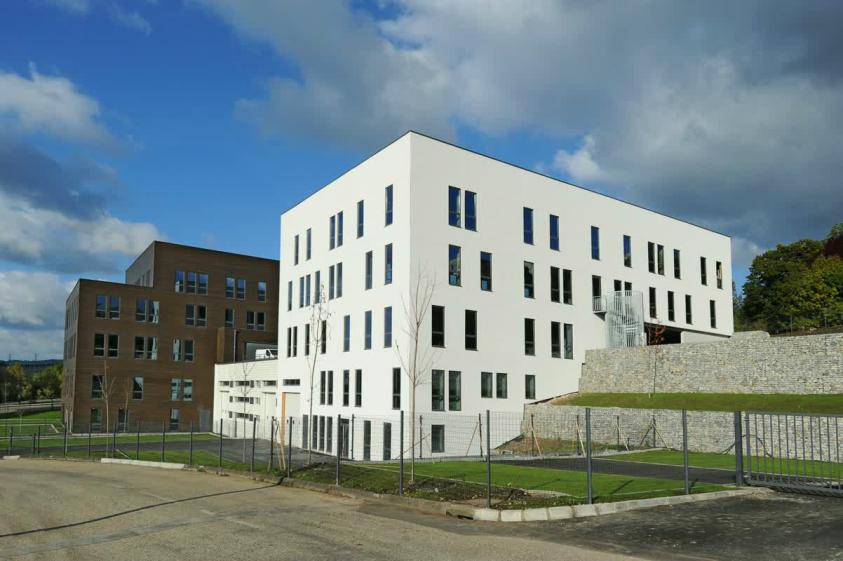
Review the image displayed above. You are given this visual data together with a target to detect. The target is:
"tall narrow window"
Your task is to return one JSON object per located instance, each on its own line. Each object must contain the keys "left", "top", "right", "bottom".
{"left": 525, "top": 375, "right": 536, "bottom": 400}
{"left": 365, "top": 251, "right": 373, "bottom": 290}
{"left": 685, "top": 294, "right": 693, "bottom": 324}
{"left": 96, "top": 294, "right": 106, "bottom": 318}
{"left": 549, "top": 214, "right": 559, "bottom": 251}
{"left": 674, "top": 249, "right": 681, "bottom": 279}
{"left": 392, "top": 367, "right": 401, "bottom": 409}
{"left": 294, "top": 234, "right": 300, "bottom": 265}
{"left": 187, "top": 272, "right": 197, "bottom": 293}
{"left": 668, "top": 291, "right": 675, "bottom": 322}
{"left": 355, "top": 369, "right": 362, "bottom": 407}
{"left": 523, "top": 261, "right": 535, "bottom": 298}
{"left": 136, "top": 298, "right": 147, "bottom": 322}
{"left": 337, "top": 211, "right": 344, "bottom": 247}
{"left": 287, "top": 281, "right": 292, "bottom": 311}
{"left": 132, "top": 377, "right": 144, "bottom": 400}
{"left": 431, "top": 425, "right": 445, "bottom": 454}
{"left": 563, "top": 323, "right": 573, "bottom": 359}
{"left": 448, "top": 370, "right": 461, "bottom": 411}
{"left": 523, "top": 207, "right": 534, "bottom": 244}
{"left": 343, "top": 314, "right": 350, "bottom": 352}
{"left": 551, "top": 321, "right": 561, "bottom": 358}
{"left": 591, "top": 275, "right": 602, "bottom": 300}
{"left": 108, "top": 296, "right": 120, "bottom": 319}
{"left": 431, "top": 305, "right": 445, "bottom": 347}
{"left": 496, "top": 372, "right": 508, "bottom": 398}
{"left": 524, "top": 318, "right": 535, "bottom": 356}
{"left": 385, "top": 185, "right": 393, "bottom": 226}
{"left": 648, "top": 242, "right": 656, "bottom": 273}
{"left": 448, "top": 186, "right": 461, "bottom": 227}
{"left": 649, "top": 287, "right": 657, "bottom": 318}
{"left": 305, "top": 274, "right": 311, "bottom": 306}
{"left": 710, "top": 299, "right": 717, "bottom": 328}
{"left": 449, "top": 245, "right": 461, "bottom": 286}
{"left": 481, "top": 372, "right": 493, "bottom": 398}
{"left": 336, "top": 262, "right": 343, "bottom": 297}
{"left": 343, "top": 370, "right": 350, "bottom": 406}
{"left": 657, "top": 244, "right": 665, "bottom": 275}
{"left": 480, "top": 252, "right": 492, "bottom": 291}
{"left": 328, "top": 265, "right": 335, "bottom": 299}
{"left": 185, "top": 304, "right": 195, "bottom": 326}
{"left": 321, "top": 320, "right": 327, "bottom": 354}
{"left": 700, "top": 257, "right": 708, "bottom": 285}
{"left": 384, "top": 306, "right": 392, "bottom": 348}
{"left": 591, "top": 226, "right": 600, "bottom": 260}
{"left": 716, "top": 261, "right": 723, "bottom": 289}
{"left": 91, "top": 375, "right": 104, "bottom": 398}
{"left": 197, "top": 273, "right": 208, "bottom": 295}
{"left": 357, "top": 200, "right": 364, "bottom": 238}
{"left": 304, "top": 324, "right": 310, "bottom": 355}
{"left": 236, "top": 278, "right": 246, "bottom": 299}
{"left": 325, "top": 371, "right": 333, "bottom": 405}
{"left": 464, "top": 309, "right": 477, "bottom": 350}
{"left": 184, "top": 340, "right": 193, "bottom": 361}
{"left": 384, "top": 243, "right": 393, "bottom": 284}
{"left": 329, "top": 215, "right": 336, "bottom": 250}
{"left": 258, "top": 281, "right": 267, "bottom": 303}
{"left": 175, "top": 271, "right": 185, "bottom": 293}
{"left": 299, "top": 277, "right": 304, "bottom": 308}
{"left": 306, "top": 228, "right": 312, "bottom": 260}
{"left": 550, "top": 267, "right": 560, "bottom": 303}
{"left": 314, "top": 271, "right": 321, "bottom": 303}
{"left": 380, "top": 422, "right": 388, "bottom": 460}
{"left": 563, "top": 269, "right": 573, "bottom": 304}
{"left": 465, "top": 190, "right": 477, "bottom": 231}
{"left": 431, "top": 369, "right": 445, "bottom": 411}
{"left": 623, "top": 235, "right": 632, "bottom": 267}
{"left": 364, "top": 310, "right": 372, "bottom": 350}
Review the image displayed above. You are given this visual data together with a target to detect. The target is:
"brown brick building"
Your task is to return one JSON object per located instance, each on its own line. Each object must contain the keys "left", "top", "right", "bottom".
{"left": 62, "top": 242, "right": 279, "bottom": 433}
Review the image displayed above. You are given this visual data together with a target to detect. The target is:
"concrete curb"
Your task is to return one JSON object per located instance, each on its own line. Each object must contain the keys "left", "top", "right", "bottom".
{"left": 101, "top": 458, "right": 185, "bottom": 470}
{"left": 1, "top": 455, "right": 20, "bottom": 460}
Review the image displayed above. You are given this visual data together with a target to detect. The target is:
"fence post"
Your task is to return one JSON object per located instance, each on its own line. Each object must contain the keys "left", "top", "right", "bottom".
{"left": 88, "top": 421, "right": 92, "bottom": 458}
{"left": 744, "top": 412, "right": 752, "bottom": 484}
{"left": 399, "top": 410, "right": 404, "bottom": 496}
{"left": 161, "top": 420, "right": 166, "bottom": 462}
{"left": 9, "top": 425, "right": 13, "bottom": 455}
{"left": 189, "top": 421, "right": 194, "bottom": 466}
{"left": 419, "top": 415, "right": 423, "bottom": 460}
{"left": 113, "top": 419, "right": 118, "bottom": 459}
{"left": 335, "top": 414, "right": 342, "bottom": 485}
{"left": 36, "top": 425, "right": 41, "bottom": 456}
{"left": 486, "top": 409, "right": 491, "bottom": 509}
{"left": 586, "top": 407, "right": 593, "bottom": 505}
{"left": 478, "top": 413, "right": 484, "bottom": 458}
{"left": 31, "top": 432, "right": 36, "bottom": 455}
{"left": 682, "top": 409, "right": 690, "bottom": 495}
{"left": 63, "top": 423, "right": 67, "bottom": 458}
{"left": 351, "top": 414, "right": 355, "bottom": 460}
{"left": 269, "top": 418, "right": 275, "bottom": 472}
{"left": 734, "top": 411, "right": 743, "bottom": 487}
{"left": 251, "top": 418, "right": 256, "bottom": 472}
{"left": 219, "top": 418, "right": 224, "bottom": 469}
{"left": 287, "top": 417, "right": 293, "bottom": 478}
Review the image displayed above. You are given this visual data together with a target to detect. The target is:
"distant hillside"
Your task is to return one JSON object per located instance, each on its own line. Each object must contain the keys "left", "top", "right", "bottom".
{"left": 0, "top": 359, "right": 62, "bottom": 377}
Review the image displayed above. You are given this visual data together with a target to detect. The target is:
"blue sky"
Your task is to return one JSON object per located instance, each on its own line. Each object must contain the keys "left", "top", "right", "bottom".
{"left": 1, "top": 0, "right": 842, "bottom": 359}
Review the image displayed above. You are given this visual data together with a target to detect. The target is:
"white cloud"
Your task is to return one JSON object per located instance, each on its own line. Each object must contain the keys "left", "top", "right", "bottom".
{"left": 0, "top": 64, "right": 112, "bottom": 145}
{"left": 43, "top": 0, "right": 90, "bottom": 14}
{"left": 0, "top": 272, "right": 72, "bottom": 330}
{"left": 0, "top": 327, "right": 63, "bottom": 361}
{"left": 109, "top": 3, "right": 152, "bottom": 34}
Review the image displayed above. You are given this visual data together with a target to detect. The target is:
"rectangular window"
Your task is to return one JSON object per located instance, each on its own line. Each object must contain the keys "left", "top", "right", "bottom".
{"left": 256, "top": 312, "right": 265, "bottom": 331}
{"left": 305, "top": 324, "right": 310, "bottom": 356}
{"left": 236, "top": 278, "right": 246, "bottom": 300}
{"left": 685, "top": 295, "right": 693, "bottom": 324}
{"left": 314, "top": 271, "right": 321, "bottom": 303}
{"left": 336, "top": 262, "right": 343, "bottom": 297}
{"left": 431, "top": 369, "right": 445, "bottom": 411}
{"left": 382, "top": 422, "right": 390, "bottom": 460}
{"left": 648, "top": 242, "right": 656, "bottom": 273}
{"left": 170, "top": 378, "right": 182, "bottom": 401}
{"left": 198, "top": 273, "right": 208, "bottom": 295}
{"left": 306, "top": 228, "right": 312, "bottom": 260}
{"left": 481, "top": 372, "right": 493, "bottom": 398}
{"left": 146, "top": 336, "right": 157, "bottom": 360}
{"left": 319, "top": 417, "right": 325, "bottom": 450}
{"left": 674, "top": 249, "right": 681, "bottom": 279}
{"left": 292, "top": 326, "right": 298, "bottom": 356}
{"left": 354, "top": 369, "right": 362, "bottom": 407}
{"left": 132, "top": 376, "right": 143, "bottom": 400}
{"left": 448, "top": 245, "right": 461, "bottom": 286}
{"left": 431, "top": 305, "right": 445, "bottom": 347}
{"left": 364, "top": 420, "right": 372, "bottom": 461}
{"left": 523, "top": 207, "right": 534, "bottom": 244}
{"left": 657, "top": 244, "right": 665, "bottom": 275}
{"left": 551, "top": 321, "right": 561, "bottom": 358}
{"left": 321, "top": 320, "right": 327, "bottom": 354}
{"left": 173, "top": 338, "right": 182, "bottom": 361}
{"left": 94, "top": 333, "right": 105, "bottom": 356}
{"left": 299, "top": 277, "right": 305, "bottom": 308}
{"left": 384, "top": 306, "right": 392, "bottom": 348}
{"left": 550, "top": 266, "right": 560, "bottom": 303}
{"left": 227, "top": 276, "right": 236, "bottom": 299}
{"left": 591, "top": 226, "right": 600, "bottom": 260}
{"left": 710, "top": 299, "right": 717, "bottom": 328}
{"left": 431, "top": 425, "right": 445, "bottom": 454}
{"left": 183, "top": 379, "right": 193, "bottom": 402}
{"left": 464, "top": 309, "right": 477, "bottom": 350}
{"left": 327, "top": 370, "right": 334, "bottom": 406}
{"left": 196, "top": 305, "right": 206, "bottom": 327}
{"left": 392, "top": 367, "right": 401, "bottom": 409}
{"left": 305, "top": 274, "right": 311, "bottom": 306}
{"left": 90, "top": 408, "right": 102, "bottom": 430}
{"left": 525, "top": 375, "right": 536, "bottom": 400}
{"left": 294, "top": 234, "right": 300, "bottom": 264}
{"left": 187, "top": 271, "right": 197, "bottom": 293}
{"left": 327, "top": 417, "right": 333, "bottom": 453}
{"left": 365, "top": 251, "right": 373, "bottom": 289}
{"left": 384, "top": 243, "right": 393, "bottom": 285}
{"left": 184, "top": 339, "right": 194, "bottom": 362}
{"left": 96, "top": 294, "right": 106, "bottom": 318}
{"left": 448, "top": 370, "right": 461, "bottom": 411}
{"left": 591, "top": 275, "right": 602, "bottom": 300}
{"left": 320, "top": 371, "right": 326, "bottom": 405}
{"left": 286, "top": 281, "right": 292, "bottom": 311}
{"left": 385, "top": 185, "right": 393, "bottom": 226}
{"left": 328, "top": 265, "right": 335, "bottom": 299}
{"left": 563, "top": 323, "right": 574, "bottom": 359}
{"left": 258, "top": 281, "right": 267, "bottom": 303}
{"left": 668, "top": 291, "right": 675, "bottom": 322}
{"left": 364, "top": 310, "right": 372, "bottom": 350}
{"left": 108, "top": 296, "right": 120, "bottom": 319}
{"left": 701, "top": 257, "right": 708, "bottom": 285}
{"left": 343, "top": 370, "right": 350, "bottom": 406}
{"left": 107, "top": 334, "right": 119, "bottom": 358}
{"left": 523, "top": 261, "right": 535, "bottom": 298}
{"left": 357, "top": 200, "right": 364, "bottom": 238}
{"left": 337, "top": 211, "right": 344, "bottom": 248}
{"left": 135, "top": 336, "right": 145, "bottom": 359}
{"left": 524, "top": 318, "right": 535, "bottom": 356}
{"left": 549, "top": 214, "right": 560, "bottom": 251}
{"left": 329, "top": 215, "right": 335, "bottom": 250}
{"left": 716, "top": 261, "right": 723, "bottom": 289}
{"left": 496, "top": 372, "right": 508, "bottom": 399}
{"left": 175, "top": 271, "right": 185, "bottom": 293}
{"left": 649, "top": 287, "right": 657, "bottom": 318}
{"left": 614, "top": 279, "right": 622, "bottom": 292}
{"left": 563, "top": 269, "right": 573, "bottom": 304}
{"left": 624, "top": 281, "right": 632, "bottom": 291}
{"left": 246, "top": 310, "right": 255, "bottom": 330}
{"left": 465, "top": 190, "right": 477, "bottom": 231}
{"left": 479, "top": 251, "right": 493, "bottom": 291}
{"left": 448, "top": 186, "right": 461, "bottom": 227}
{"left": 91, "top": 375, "right": 104, "bottom": 399}
{"left": 225, "top": 308, "right": 234, "bottom": 328}
{"left": 343, "top": 315, "right": 351, "bottom": 352}
{"left": 623, "top": 235, "right": 632, "bottom": 267}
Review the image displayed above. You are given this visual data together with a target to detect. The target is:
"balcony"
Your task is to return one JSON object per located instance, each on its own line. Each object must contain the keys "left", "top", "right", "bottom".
{"left": 592, "top": 296, "right": 606, "bottom": 313}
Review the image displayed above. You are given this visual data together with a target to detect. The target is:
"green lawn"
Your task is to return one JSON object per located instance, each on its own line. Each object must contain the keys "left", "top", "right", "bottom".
{"left": 293, "top": 460, "right": 727, "bottom": 506}
{"left": 10, "top": 432, "right": 220, "bottom": 448}
{"left": 556, "top": 393, "right": 843, "bottom": 414}
{"left": 0, "top": 409, "right": 62, "bottom": 421}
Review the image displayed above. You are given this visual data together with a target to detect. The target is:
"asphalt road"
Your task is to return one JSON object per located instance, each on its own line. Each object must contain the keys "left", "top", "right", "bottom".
{"left": 1, "top": 459, "right": 841, "bottom": 561}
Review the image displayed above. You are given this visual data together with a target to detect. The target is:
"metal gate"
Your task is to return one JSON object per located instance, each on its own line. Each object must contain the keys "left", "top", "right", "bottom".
{"left": 744, "top": 411, "right": 842, "bottom": 496}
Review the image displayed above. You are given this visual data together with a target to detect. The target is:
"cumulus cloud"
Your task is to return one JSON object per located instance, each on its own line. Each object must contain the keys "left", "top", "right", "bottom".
{"left": 0, "top": 272, "right": 72, "bottom": 331}
{"left": 198, "top": 0, "right": 843, "bottom": 253}
{"left": 108, "top": 3, "right": 152, "bottom": 34}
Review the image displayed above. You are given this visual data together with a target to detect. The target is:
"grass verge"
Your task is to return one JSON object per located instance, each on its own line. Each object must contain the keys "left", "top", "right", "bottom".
{"left": 605, "top": 449, "right": 843, "bottom": 476}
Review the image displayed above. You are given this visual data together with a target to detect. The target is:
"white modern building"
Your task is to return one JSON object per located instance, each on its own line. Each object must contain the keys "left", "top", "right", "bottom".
{"left": 213, "top": 358, "right": 299, "bottom": 440}
{"left": 277, "top": 131, "right": 732, "bottom": 457}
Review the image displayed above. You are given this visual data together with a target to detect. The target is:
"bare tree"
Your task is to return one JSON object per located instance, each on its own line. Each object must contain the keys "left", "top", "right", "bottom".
{"left": 236, "top": 360, "right": 256, "bottom": 462}
{"left": 394, "top": 266, "right": 438, "bottom": 483}
{"left": 304, "top": 283, "right": 331, "bottom": 463}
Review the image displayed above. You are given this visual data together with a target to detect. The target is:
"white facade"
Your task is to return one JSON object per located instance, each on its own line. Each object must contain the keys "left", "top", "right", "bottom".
{"left": 277, "top": 132, "right": 732, "bottom": 454}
